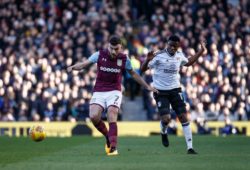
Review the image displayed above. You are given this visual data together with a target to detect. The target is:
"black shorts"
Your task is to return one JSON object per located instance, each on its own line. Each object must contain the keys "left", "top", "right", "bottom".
{"left": 153, "top": 88, "right": 186, "bottom": 116}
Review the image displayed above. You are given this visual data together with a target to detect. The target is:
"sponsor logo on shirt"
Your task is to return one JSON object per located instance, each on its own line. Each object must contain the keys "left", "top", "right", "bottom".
{"left": 100, "top": 66, "right": 121, "bottom": 73}
{"left": 163, "top": 69, "right": 178, "bottom": 73}
{"left": 163, "top": 64, "right": 178, "bottom": 73}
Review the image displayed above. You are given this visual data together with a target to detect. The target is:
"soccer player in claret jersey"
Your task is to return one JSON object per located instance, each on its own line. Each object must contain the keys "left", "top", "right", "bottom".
{"left": 141, "top": 35, "right": 206, "bottom": 154}
{"left": 67, "top": 35, "right": 158, "bottom": 156}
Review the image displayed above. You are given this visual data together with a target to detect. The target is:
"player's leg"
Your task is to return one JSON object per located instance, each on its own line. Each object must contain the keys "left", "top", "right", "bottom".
{"left": 178, "top": 113, "right": 197, "bottom": 154}
{"left": 89, "top": 93, "right": 110, "bottom": 150}
{"left": 107, "top": 106, "right": 119, "bottom": 155}
{"left": 170, "top": 88, "right": 197, "bottom": 154}
{"left": 89, "top": 104, "right": 109, "bottom": 140}
{"left": 160, "top": 114, "right": 171, "bottom": 147}
{"left": 153, "top": 91, "right": 171, "bottom": 147}
{"left": 106, "top": 91, "right": 122, "bottom": 156}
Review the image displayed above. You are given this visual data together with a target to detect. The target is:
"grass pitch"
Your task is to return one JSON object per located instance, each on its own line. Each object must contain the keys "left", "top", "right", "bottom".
{"left": 0, "top": 135, "right": 249, "bottom": 170}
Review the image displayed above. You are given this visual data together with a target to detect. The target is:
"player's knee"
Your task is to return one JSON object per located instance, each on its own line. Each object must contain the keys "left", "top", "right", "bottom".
{"left": 89, "top": 116, "right": 98, "bottom": 124}
{"left": 178, "top": 113, "right": 188, "bottom": 123}
{"left": 89, "top": 113, "right": 99, "bottom": 123}
{"left": 161, "top": 114, "right": 171, "bottom": 125}
{"left": 89, "top": 104, "right": 103, "bottom": 123}
{"left": 107, "top": 106, "right": 119, "bottom": 122}
{"left": 107, "top": 106, "right": 119, "bottom": 115}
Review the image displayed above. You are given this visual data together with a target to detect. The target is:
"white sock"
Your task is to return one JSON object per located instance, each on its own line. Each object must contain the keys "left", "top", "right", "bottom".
{"left": 182, "top": 122, "right": 193, "bottom": 150}
{"left": 160, "top": 121, "right": 168, "bottom": 134}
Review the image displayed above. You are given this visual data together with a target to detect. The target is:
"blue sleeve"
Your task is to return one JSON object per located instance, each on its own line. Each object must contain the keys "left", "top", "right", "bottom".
{"left": 88, "top": 52, "right": 99, "bottom": 63}
{"left": 125, "top": 56, "right": 132, "bottom": 70}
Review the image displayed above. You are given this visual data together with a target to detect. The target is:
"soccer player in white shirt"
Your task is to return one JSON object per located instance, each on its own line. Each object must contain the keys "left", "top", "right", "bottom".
{"left": 141, "top": 35, "right": 206, "bottom": 154}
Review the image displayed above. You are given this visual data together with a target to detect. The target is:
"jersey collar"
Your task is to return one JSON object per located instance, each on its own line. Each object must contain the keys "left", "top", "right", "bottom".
{"left": 165, "top": 49, "right": 176, "bottom": 57}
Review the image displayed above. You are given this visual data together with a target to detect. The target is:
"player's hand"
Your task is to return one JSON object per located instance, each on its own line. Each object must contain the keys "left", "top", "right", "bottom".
{"left": 67, "top": 66, "right": 74, "bottom": 72}
{"left": 146, "top": 51, "right": 155, "bottom": 61}
{"left": 147, "top": 86, "right": 159, "bottom": 93}
{"left": 200, "top": 41, "right": 207, "bottom": 53}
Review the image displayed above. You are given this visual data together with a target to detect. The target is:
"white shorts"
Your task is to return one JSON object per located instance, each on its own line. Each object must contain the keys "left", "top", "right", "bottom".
{"left": 90, "top": 90, "right": 122, "bottom": 110}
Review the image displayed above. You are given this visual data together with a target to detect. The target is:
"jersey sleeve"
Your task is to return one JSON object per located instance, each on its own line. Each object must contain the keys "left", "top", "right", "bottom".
{"left": 88, "top": 51, "right": 99, "bottom": 63}
{"left": 125, "top": 56, "right": 132, "bottom": 70}
{"left": 180, "top": 52, "right": 188, "bottom": 66}
{"left": 148, "top": 56, "right": 157, "bottom": 69}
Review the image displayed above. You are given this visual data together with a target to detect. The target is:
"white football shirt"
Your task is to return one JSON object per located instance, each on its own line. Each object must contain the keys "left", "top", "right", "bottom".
{"left": 148, "top": 49, "right": 188, "bottom": 90}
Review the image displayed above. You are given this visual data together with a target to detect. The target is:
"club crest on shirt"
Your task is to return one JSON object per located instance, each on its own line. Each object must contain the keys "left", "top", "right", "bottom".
{"left": 176, "top": 57, "right": 180, "bottom": 61}
{"left": 117, "top": 59, "right": 122, "bottom": 66}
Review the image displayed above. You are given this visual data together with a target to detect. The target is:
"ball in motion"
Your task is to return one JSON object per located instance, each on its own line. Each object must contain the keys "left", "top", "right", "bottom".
{"left": 29, "top": 125, "right": 46, "bottom": 142}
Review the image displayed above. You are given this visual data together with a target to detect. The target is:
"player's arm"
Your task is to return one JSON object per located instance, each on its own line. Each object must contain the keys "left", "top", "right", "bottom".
{"left": 125, "top": 57, "right": 158, "bottom": 93}
{"left": 184, "top": 42, "right": 206, "bottom": 67}
{"left": 67, "top": 60, "right": 92, "bottom": 72}
{"left": 67, "top": 52, "right": 99, "bottom": 72}
{"left": 127, "top": 69, "right": 158, "bottom": 93}
{"left": 140, "top": 51, "right": 155, "bottom": 73}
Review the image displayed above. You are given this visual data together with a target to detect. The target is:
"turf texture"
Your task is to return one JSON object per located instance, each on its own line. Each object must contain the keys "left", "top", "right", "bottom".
{"left": 0, "top": 136, "right": 249, "bottom": 170}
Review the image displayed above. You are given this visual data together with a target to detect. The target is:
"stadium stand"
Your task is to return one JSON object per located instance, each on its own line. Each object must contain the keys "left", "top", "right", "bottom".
{"left": 0, "top": 0, "right": 249, "bottom": 123}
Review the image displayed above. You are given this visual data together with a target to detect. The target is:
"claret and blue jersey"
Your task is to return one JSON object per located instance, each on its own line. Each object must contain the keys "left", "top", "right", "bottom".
{"left": 88, "top": 49, "right": 132, "bottom": 92}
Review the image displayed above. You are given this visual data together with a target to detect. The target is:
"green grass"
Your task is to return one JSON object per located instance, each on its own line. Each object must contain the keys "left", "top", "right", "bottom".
{"left": 0, "top": 136, "right": 250, "bottom": 170}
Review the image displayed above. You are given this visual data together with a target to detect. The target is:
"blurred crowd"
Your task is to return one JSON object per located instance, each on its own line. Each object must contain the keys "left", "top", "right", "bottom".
{"left": 0, "top": 0, "right": 249, "bottom": 123}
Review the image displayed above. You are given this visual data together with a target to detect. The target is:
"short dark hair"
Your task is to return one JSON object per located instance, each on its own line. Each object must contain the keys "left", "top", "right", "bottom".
{"left": 109, "top": 35, "right": 122, "bottom": 45}
{"left": 168, "top": 35, "right": 180, "bottom": 42}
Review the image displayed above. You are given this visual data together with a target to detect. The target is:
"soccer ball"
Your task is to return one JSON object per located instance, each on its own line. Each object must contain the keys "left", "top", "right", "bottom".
{"left": 29, "top": 125, "right": 46, "bottom": 142}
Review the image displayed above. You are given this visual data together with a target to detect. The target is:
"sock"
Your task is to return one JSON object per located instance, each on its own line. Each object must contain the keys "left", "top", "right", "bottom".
{"left": 108, "top": 122, "right": 118, "bottom": 149}
{"left": 160, "top": 121, "right": 168, "bottom": 134}
{"left": 93, "top": 120, "right": 109, "bottom": 145}
{"left": 182, "top": 122, "right": 193, "bottom": 150}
